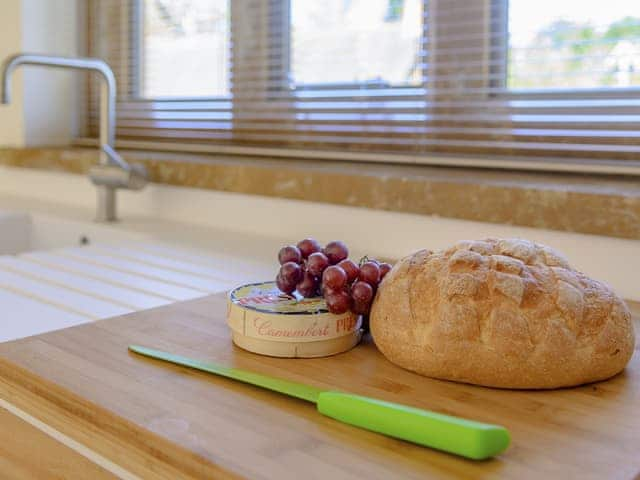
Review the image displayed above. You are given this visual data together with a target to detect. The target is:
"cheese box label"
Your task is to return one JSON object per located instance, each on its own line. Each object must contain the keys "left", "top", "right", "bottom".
{"left": 227, "top": 282, "right": 361, "bottom": 343}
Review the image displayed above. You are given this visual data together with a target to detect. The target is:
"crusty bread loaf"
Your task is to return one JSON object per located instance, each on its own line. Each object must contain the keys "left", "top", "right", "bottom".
{"left": 370, "top": 238, "right": 635, "bottom": 389}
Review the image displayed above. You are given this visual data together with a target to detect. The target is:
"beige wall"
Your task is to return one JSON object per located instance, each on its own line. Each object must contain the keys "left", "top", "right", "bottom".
{"left": 0, "top": 1, "right": 24, "bottom": 147}
{"left": 0, "top": 0, "right": 80, "bottom": 147}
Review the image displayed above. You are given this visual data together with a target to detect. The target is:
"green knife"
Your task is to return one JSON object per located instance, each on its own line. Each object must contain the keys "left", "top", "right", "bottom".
{"left": 129, "top": 345, "right": 510, "bottom": 460}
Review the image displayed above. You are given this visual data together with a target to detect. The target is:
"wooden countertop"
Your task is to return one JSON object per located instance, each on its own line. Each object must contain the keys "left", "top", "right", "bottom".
{"left": 0, "top": 293, "right": 638, "bottom": 479}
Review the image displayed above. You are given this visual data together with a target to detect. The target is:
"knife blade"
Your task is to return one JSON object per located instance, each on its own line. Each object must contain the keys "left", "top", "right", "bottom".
{"left": 129, "top": 344, "right": 510, "bottom": 460}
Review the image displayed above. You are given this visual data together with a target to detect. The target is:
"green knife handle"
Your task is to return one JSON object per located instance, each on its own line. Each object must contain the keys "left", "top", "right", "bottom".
{"left": 316, "top": 391, "right": 510, "bottom": 460}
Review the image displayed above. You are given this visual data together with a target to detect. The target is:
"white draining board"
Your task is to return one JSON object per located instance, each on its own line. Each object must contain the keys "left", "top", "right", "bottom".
{"left": 0, "top": 241, "right": 273, "bottom": 343}
{"left": 0, "top": 288, "right": 91, "bottom": 343}
{"left": 22, "top": 251, "right": 206, "bottom": 301}
{"left": 57, "top": 247, "right": 231, "bottom": 293}
{"left": 0, "top": 268, "right": 131, "bottom": 319}
{"left": 0, "top": 256, "right": 170, "bottom": 310}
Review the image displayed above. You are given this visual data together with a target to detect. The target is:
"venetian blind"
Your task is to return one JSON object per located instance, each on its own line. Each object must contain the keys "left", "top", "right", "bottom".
{"left": 85, "top": 0, "right": 640, "bottom": 173}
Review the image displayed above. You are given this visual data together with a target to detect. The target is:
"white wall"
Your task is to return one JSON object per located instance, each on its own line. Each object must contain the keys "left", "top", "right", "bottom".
{"left": 0, "top": 0, "right": 80, "bottom": 147}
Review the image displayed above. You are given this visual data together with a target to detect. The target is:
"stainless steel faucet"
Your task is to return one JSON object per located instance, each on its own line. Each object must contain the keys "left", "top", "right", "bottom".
{"left": 0, "top": 53, "right": 147, "bottom": 222}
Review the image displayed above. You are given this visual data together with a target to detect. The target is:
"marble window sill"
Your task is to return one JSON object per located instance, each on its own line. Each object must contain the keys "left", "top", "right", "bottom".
{"left": 0, "top": 147, "right": 638, "bottom": 240}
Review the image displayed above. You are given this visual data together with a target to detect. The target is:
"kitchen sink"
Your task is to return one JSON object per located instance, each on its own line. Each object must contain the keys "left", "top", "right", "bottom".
{"left": 0, "top": 209, "right": 272, "bottom": 342}
{"left": 0, "top": 209, "right": 150, "bottom": 254}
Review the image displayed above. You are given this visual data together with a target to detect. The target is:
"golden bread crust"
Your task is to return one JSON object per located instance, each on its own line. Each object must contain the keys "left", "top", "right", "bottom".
{"left": 370, "top": 238, "right": 635, "bottom": 389}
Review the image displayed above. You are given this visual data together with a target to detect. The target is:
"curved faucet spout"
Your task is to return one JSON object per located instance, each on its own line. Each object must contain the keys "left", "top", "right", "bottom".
{"left": 1, "top": 53, "right": 117, "bottom": 147}
{"left": 0, "top": 53, "right": 147, "bottom": 222}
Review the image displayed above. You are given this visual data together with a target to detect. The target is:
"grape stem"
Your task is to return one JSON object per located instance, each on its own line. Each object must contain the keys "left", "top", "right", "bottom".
{"left": 358, "top": 255, "right": 371, "bottom": 267}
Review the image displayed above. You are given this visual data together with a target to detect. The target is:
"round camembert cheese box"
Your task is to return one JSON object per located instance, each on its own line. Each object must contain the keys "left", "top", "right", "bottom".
{"left": 227, "top": 281, "right": 362, "bottom": 358}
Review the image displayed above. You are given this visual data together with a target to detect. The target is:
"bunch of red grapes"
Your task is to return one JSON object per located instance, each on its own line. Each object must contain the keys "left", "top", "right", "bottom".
{"left": 276, "top": 238, "right": 392, "bottom": 318}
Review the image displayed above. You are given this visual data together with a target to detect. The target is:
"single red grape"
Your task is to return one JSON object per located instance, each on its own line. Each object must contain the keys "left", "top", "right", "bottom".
{"left": 276, "top": 275, "right": 296, "bottom": 294}
{"left": 352, "top": 298, "right": 371, "bottom": 315}
{"left": 337, "top": 259, "right": 359, "bottom": 283}
{"left": 325, "top": 289, "right": 351, "bottom": 314}
{"left": 297, "top": 238, "right": 322, "bottom": 259}
{"left": 351, "top": 281, "right": 373, "bottom": 304}
{"left": 297, "top": 270, "right": 319, "bottom": 298}
{"left": 279, "top": 261, "right": 302, "bottom": 285}
{"left": 351, "top": 281, "right": 373, "bottom": 315}
{"left": 323, "top": 241, "right": 349, "bottom": 265}
{"left": 359, "top": 261, "right": 380, "bottom": 287}
{"left": 322, "top": 265, "right": 347, "bottom": 290}
{"left": 379, "top": 262, "right": 392, "bottom": 280}
{"left": 278, "top": 245, "right": 302, "bottom": 265}
{"left": 307, "top": 252, "right": 329, "bottom": 276}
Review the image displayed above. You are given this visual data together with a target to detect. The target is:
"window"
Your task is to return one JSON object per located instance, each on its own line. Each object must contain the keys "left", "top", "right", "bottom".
{"left": 84, "top": 0, "right": 640, "bottom": 174}
{"left": 141, "top": 0, "right": 229, "bottom": 97}
{"left": 509, "top": 0, "right": 640, "bottom": 89}
{"left": 291, "top": 0, "right": 423, "bottom": 86}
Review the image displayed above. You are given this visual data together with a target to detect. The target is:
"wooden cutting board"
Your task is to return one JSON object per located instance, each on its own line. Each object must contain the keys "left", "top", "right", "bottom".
{"left": 0, "top": 293, "right": 638, "bottom": 479}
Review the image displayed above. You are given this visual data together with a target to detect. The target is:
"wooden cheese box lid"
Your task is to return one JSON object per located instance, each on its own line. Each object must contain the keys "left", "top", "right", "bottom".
{"left": 227, "top": 282, "right": 362, "bottom": 358}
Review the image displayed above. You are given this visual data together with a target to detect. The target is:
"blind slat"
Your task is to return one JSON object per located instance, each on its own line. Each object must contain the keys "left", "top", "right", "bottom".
{"left": 85, "top": 0, "right": 640, "bottom": 171}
